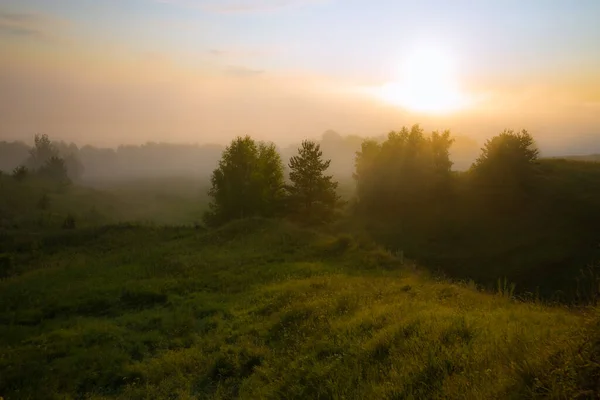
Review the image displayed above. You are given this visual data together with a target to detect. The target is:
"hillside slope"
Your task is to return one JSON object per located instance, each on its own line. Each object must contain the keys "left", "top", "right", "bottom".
{"left": 1, "top": 219, "right": 598, "bottom": 399}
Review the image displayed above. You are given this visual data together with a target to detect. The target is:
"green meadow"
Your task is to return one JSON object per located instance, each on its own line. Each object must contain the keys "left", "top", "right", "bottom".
{"left": 1, "top": 216, "right": 599, "bottom": 399}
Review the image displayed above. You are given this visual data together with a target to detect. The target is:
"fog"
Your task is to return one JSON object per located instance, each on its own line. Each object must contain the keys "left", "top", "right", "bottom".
{"left": 1, "top": 127, "right": 596, "bottom": 185}
{"left": 2, "top": 56, "right": 598, "bottom": 165}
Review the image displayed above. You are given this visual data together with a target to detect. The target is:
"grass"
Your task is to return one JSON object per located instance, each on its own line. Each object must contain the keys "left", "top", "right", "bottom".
{"left": 0, "top": 174, "right": 209, "bottom": 229}
{"left": 1, "top": 218, "right": 599, "bottom": 399}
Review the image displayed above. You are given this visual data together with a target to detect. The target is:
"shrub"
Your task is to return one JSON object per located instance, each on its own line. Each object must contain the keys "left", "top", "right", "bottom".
{"left": 12, "top": 166, "right": 28, "bottom": 182}
{"left": 62, "top": 214, "right": 76, "bottom": 229}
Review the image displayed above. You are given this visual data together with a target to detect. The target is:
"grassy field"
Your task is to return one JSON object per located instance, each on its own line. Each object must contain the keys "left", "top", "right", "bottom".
{"left": 0, "top": 174, "right": 209, "bottom": 229}
{"left": 1, "top": 218, "right": 599, "bottom": 399}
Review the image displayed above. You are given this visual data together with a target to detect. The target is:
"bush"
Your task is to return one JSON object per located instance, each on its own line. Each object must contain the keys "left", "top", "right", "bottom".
{"left": 62, "top": 214, "right": 76, "bottom": 230}
{"left": 12, "top": 166, "right": 28, "bottom": 182}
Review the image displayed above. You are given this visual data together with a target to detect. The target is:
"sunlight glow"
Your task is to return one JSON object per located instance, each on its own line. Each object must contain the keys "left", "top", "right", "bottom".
{"left": 377, "top": 47, "right": 471, "bottom": 114}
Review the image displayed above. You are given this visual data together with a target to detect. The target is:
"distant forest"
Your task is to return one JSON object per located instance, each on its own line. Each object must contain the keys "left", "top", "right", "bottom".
{"left": 0, "top": 131, "right": 483, "bottom": 182}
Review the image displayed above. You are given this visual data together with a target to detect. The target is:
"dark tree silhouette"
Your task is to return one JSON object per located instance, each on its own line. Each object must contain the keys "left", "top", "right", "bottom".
{"left": 353, "top": 124, "right": 454, "bottom": 216}
{"left": 471, "top": 129, "right": 539, "bottom": 190}
{"left": 38, "top": 156, "right": 71, "bottom": 185}
{"left": 27, "top": 134, "right": 59, "bottom": 171}
{"left": 23, "top": 134, "right": 83, "bottom": 182}
{"left": 286, "top": 140, "right": 340, "bottom": 224}
{"left": 12, "top": 166, "right": 28, "bottom": 182}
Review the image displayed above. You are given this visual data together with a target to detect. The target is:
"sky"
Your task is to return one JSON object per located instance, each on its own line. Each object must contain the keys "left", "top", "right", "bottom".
{"left": 0, "top": 0, "right": 599, "bottom": 152}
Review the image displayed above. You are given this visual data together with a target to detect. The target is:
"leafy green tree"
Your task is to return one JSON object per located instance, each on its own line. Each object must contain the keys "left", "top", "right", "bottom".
{"left": 286, "top": 140, "right": 340, "bottom": 223}
{"left": 471, "top": 129, "right": 539, "bottom": 190}
{"left": 203, "top": 136, "right": 285, "bottom": 227}
{"left": 256, "top": 142, "right": 286, "bottom": 216}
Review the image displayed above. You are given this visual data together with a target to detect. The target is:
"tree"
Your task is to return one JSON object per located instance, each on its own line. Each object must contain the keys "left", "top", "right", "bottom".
{"left": 353, "top": 139, "right": 382, "bottom": 211}
{"left": 25, "top": 135, "right": 84, "bottom": 182}
{"left": 471, "top": 129, "right": 539, "bottom": 190}
{"left": 286, "top": 140, "right": 340, "bottom": 223}
{"left": 38, "top": 156, "right": 71, "bottom": 185}
{"left": 27, "top": 134, "right": 59, "bottom": 171}
{"left": 12, "top": 166, "right": 28, "bottom": 182}
{"left": 203, "top": 136, "right": 285, "bottom": 227}
{"left": 256, "top": 142, "right": 286, "bottom": 216}
{"left": 353, "top": 124, "right": 454, "bottom": 217}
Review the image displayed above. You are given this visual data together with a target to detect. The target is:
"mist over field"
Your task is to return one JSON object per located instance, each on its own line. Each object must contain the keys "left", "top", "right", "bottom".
{"left": 1, "top": 129, "right": 597, "bottom": 184}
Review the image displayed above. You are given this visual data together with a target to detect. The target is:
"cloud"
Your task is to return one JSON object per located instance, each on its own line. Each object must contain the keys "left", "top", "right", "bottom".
{"left": 0, "top": 11, "right": 68, "bottom": 41}
{"left": 223, "top": 65, "right": 265, "bottom": 76}
{"left": 156, "top": 0, "right": 327, "bottom": 14}
{"left": 207, "top": 47, "right": 274, "bottom": 60}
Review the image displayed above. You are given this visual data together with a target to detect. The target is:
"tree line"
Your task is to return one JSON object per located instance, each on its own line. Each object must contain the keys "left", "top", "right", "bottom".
{"left": 205, "top": 125, "right": 540, "bottom": 227}
{"left": 7, "top": 134, "right": 81, "bottom": 185}
{"left": 0, "top": 132, "right": 484, "bottom": 184}
{"left": 0, "top": 138, "right": 225, "bottom": 182}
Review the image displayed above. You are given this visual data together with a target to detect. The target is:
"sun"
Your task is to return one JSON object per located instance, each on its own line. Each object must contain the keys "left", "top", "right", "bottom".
{"left": 377, "top": 46, "right": 470, "bottom": 114}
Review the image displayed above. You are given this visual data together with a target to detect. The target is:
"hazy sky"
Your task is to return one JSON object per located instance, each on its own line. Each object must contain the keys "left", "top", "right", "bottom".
{"left": 1, "top": 0, "right": 599, "bottom": 152}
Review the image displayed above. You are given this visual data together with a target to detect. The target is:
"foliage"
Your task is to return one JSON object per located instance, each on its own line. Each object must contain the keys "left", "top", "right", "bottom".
{"left": 351, "top": 127, "right": 600, "bottom": 300}
{"left": 37, "top": 156, "right": 71, "bottom": 185}
{"left": 471, "top": 129, "right": 539, "bottom": 190}
{"left": 357, "top": 158, "right": 600, "bottom": 301}
{"left": 204, "top": 136, "right": 285, "bottom": 227}
{"left": 286, "top": 140, "right": 341, "bottom": 224}
{"left": 23, "top": 134, "right": 84, "bottom": 182}
{"left": 354, "top": 124, "right": 454, "bottom": 217}
{"left": 11, "top": 165, "right": 28, "bottom": 182}
{"left": 27, "top": 134, "right": 60, "bottom": 171}
{"left": 256, "top": 142, "right": 287, "bottom": 216}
